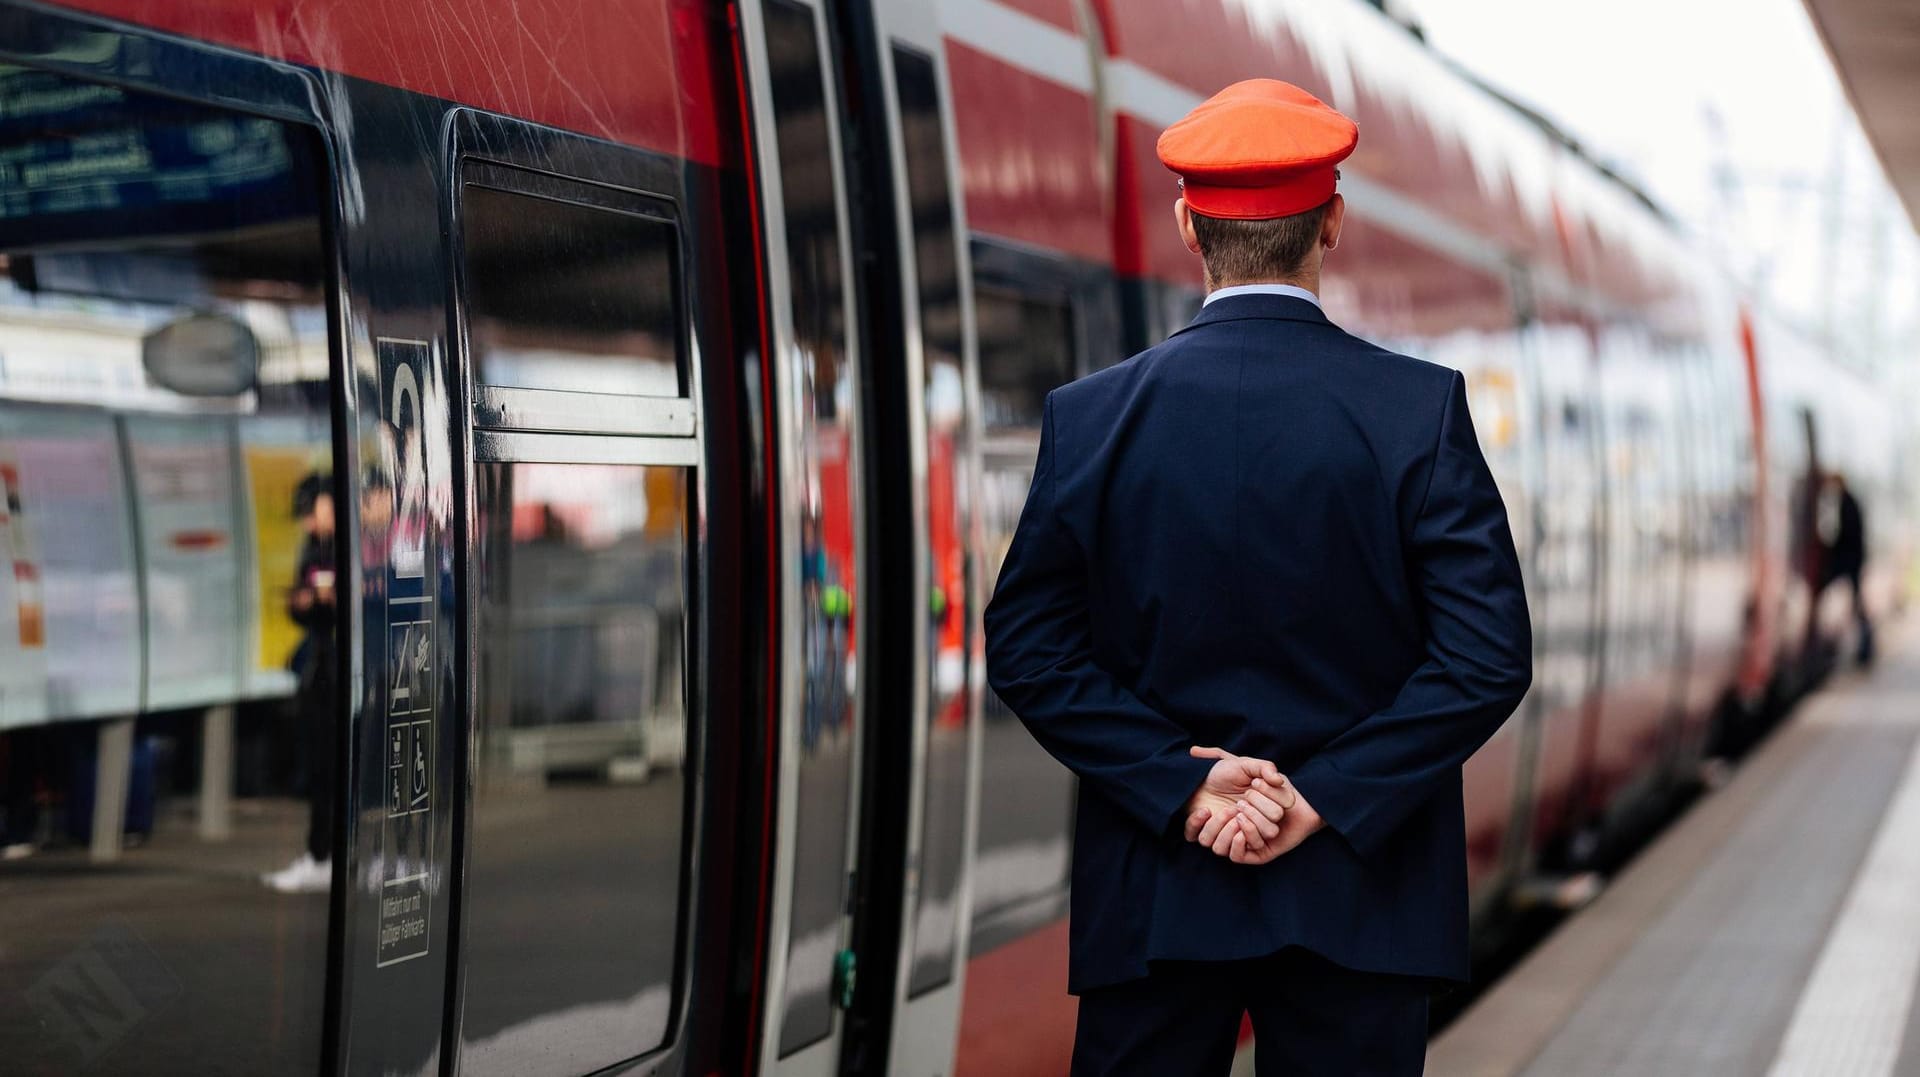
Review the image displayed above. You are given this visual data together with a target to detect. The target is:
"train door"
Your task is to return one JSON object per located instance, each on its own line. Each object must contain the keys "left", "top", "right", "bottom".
{"left": 736, "top": 0, "right": 870, "bottom": 1072}
{"left": 827, "top": 0, "right": 986, "bottom": 1071}
{"left": 879, "top": 31, "right": 984, "bottom": 1077}
{"left": 1677, "top": 330, "right": 1757, "bottom": 760}
{"left": 1589, "top": 329, "right": 1689, "bottom": 819}
{"left": 444, "top": 138, "right": 706, "bottom": 1076}
{"left": 1519, "top": 306, "right": 1608, "bottom": 861}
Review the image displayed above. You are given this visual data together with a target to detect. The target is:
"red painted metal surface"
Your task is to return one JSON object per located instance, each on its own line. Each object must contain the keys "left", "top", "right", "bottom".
{"left": 1737, "top": 308, "right": 1779, "bottom": 701}
{"left": 49, "top": 0, "right": 725, "bottom": 164}
{"left": 1115, "top": 114, "right": 1200, "bottom": 284}
{"left": 945, "top": 41, "right": 1110, "bottom": 266}
{"left": 1323, "top": 218, "right": 1512, "bottom": 336}
{"left": 1343, "top": 73, "right": 1506, "bottom": 254}
{"left": 1093, "top": 0, "right": 1335, "bottom": 107}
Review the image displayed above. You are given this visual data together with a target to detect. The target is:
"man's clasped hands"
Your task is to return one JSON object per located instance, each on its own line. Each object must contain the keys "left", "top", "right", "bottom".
{"left": 1181, "top": 746, "right": 1325, "bottom": 865}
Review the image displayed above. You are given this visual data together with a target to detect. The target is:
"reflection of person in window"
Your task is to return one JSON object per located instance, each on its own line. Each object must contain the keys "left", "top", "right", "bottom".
{"left": 536, "top": 503, "right": 570, "bottom": 544}
{"left": 801, "top": 514, "right": 833, "bottom": 751}
{"left": 264, "top": 474, "right": 338, "bottom": 893}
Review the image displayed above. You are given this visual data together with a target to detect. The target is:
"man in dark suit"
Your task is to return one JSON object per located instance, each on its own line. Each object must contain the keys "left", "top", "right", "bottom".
{"left": 983, "top": 79, "right": 1532, "bottom": 1075}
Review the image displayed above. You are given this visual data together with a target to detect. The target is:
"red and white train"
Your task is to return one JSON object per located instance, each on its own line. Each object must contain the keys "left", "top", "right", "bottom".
{"left": 0, "top": 0, "right": 1906, "bottom": 1074}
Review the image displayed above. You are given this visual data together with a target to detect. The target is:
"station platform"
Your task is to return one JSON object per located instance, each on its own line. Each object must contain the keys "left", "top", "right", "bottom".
{"left": 1429, "top": 623, "right": 1920, "bottom": 1077}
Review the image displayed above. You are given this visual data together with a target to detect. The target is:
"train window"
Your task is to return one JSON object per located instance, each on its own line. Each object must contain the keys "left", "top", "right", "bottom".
{"left": 894, "top": 44, "right": 974, "bottom": 1000}
{"left": 765, "top": 0, "right": 862, "bottom": 1056}
{"left": 976, "top": 286, "right": 1074, "bottom": 429}
{"left": 0, "top": 67, "right": 338, "bottom": 1073}
{"left": 461, "top": 177, "right": 683, "bottom": 402}
{"left": 455, "top": 169, "right": 694, "bottom": 1074}
{"left": 971, "top": 284, "right": 1078, "bottom": 949}
{"left": 462, "top": 461, "right": 690, "bottom": 1074}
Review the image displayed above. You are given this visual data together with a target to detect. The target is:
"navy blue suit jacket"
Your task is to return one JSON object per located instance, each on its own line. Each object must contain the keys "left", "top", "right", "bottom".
{"left": 983, "top": 293, "right": 1531, "bottom": 992}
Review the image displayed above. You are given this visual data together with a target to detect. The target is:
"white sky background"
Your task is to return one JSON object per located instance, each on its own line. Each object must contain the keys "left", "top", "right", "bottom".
{"left": 1398, "top": 0, "right": 1919, "bottom": 371}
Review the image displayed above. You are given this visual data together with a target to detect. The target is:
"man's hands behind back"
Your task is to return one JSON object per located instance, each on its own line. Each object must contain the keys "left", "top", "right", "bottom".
{"left": 1181, "top": 746, "right": 1324, "bottom": 866}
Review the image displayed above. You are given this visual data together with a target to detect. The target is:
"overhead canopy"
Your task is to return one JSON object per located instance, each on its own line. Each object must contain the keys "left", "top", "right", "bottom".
{"left": 1803, "top": 0, "right": 1920, "bottom": 228}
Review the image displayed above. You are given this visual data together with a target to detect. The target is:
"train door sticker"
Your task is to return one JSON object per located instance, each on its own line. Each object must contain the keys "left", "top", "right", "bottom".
{"left": 377, "top": 337, "right": 434, "bottom": 968}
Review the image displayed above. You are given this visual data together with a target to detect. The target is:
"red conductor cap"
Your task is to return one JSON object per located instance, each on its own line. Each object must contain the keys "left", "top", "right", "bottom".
{"left": 1156, "top": 79, "right": 1359, "bottom": 220}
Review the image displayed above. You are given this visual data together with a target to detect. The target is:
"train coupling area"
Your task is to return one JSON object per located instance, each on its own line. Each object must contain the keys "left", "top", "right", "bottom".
{"left": 1429, "top": 621, "right": 1920, "bottom": 1076}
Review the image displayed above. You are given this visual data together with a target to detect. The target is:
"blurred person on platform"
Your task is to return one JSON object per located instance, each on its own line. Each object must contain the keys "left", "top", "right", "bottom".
{"left": 984, "top": 79, "right": 1531, "bottom": 1075}
{"left": 1823, "top": 472, "right": 1874, "bottom": 666}
{"left": 264, "top": 472, "right": 339, "bottom": 893}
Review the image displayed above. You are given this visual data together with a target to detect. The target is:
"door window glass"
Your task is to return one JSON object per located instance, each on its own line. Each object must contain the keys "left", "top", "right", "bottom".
{"left": 0, "top": 66, "right": 338, "bottom": 1074}
{"left": 462, "top": 183, "right": 682, "bottom": 399}
{"left": 464, "top": 462, "right": 690, "bottom": 1074}
{"left": 894, "top": 45, "right": 973, "bottom": 999}
{"left": 766, "top": 0, "right": 861, "bottom": 1055}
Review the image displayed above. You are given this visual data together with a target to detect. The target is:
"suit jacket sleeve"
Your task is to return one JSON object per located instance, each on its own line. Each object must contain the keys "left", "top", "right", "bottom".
{"left": 1289, "top": 371, "right": 1533, "bottom": 858}
{"left": 984, "top": 393, "right": 1214, "bottom": 836}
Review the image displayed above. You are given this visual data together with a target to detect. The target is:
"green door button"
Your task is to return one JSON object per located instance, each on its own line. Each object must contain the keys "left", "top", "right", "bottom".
{"left": 832, "top": 948, "right": 857, "bottom": 1010}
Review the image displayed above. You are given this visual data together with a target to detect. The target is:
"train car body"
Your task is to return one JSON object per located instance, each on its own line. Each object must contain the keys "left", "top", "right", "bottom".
{"left": 0, "top": 0, "right": 1905, "bottom": 1075}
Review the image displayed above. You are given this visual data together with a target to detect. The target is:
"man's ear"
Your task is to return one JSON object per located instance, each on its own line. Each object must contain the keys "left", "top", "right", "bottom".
{"left": 1175, "top": 197, "right": 1202, "bottom": 255}
{"left": 1322, "top": 193, "right": 1346, "bottom": 251}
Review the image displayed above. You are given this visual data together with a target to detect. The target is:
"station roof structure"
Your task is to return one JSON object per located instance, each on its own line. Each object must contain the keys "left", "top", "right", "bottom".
{"left": 1804, "top": 0, "right": 1920, "bottom": 228}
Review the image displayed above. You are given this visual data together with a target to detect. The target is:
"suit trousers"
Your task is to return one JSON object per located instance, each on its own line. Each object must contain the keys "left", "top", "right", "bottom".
{"left": 1071, "top": 947, "right": 1430, "bottom": 1077}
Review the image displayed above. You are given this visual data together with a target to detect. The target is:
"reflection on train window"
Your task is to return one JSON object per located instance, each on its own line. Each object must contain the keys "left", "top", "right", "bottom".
{"left": 972, "top": 285, "right": 1078, "bottom": 950}
{"left": 462, "top": 182, "right": 683, "bottom": 398}
{"left": 895, "top": 45, "right": 974, "bottom": 999}
{"left": 0, "top": 67, "right": 338, "bottom": 1074}
{"left": 766, "top": 0, "right": 861, "bottom": 1055}
{"left": 976, "top": 285, "right": 1073, "bottom": 430}
{"left": 464, "top": 462, "right": 690, "bottom": 1075}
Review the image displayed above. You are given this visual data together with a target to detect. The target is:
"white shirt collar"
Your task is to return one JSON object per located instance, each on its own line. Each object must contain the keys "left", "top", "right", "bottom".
{"left": 1202, "top": 283, "right": 1321, "bottom": 309}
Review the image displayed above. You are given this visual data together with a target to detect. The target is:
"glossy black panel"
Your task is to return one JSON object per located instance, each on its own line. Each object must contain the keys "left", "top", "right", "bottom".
{"left": 0, "top": 66, "right": 336, "bottom": 1075}
{"left": 766, "top": 0, "right": 859, "bottom": 1056}
{"left": 893, "top": 45, "right": 971, "bottom": 1000}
